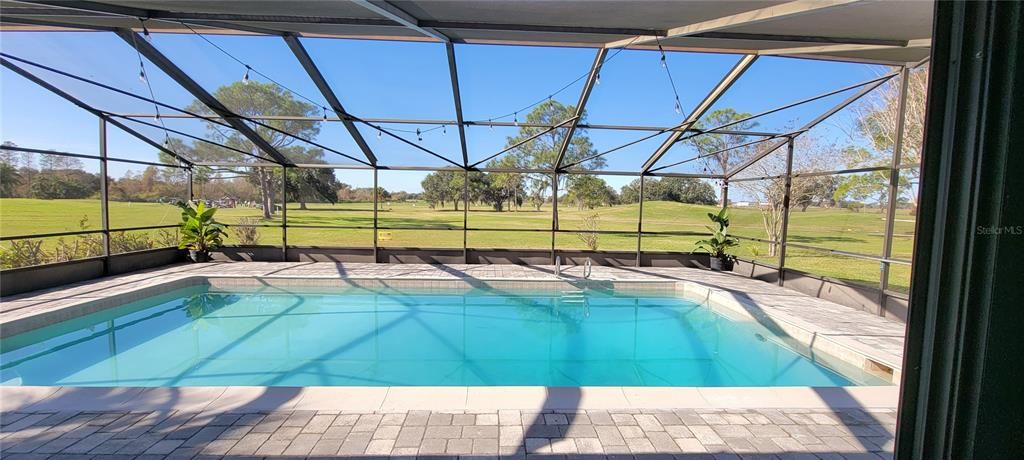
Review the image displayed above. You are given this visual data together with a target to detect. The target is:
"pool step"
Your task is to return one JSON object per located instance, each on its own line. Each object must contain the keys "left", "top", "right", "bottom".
{"left": 560, "top": 290, "right": 587, "bottom": 304}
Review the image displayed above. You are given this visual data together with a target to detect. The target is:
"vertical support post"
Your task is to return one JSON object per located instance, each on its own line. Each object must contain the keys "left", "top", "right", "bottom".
{"left": 185, "top": 168, "right": 193, "bottom": 253}
{"left": 777, "top": 138, "right": 795, "bottom": 286}
{"left": 463, "top": 169, "right": 469, "bottom": 263}
{"left": 550, "top": 172, "right": 559, "bottom": 263}
{"left": 99, "top": 118, "right": 110, "bottom": 273}
{"left": 187, "top": 168, "right": 194, "bottom": 201}
{"left": 722, "top": 178, "right": 729, "bottom": 207}
{"left": 636, "top": 175, "right": 645, "bottom": 267}
{"left": 879, "top": 65, "right": 910, "bottom": 312}
{"left": 373, "top": 168, "right": 379, "bottom": 263}
{"left": 280, "top": 166, "right": 288, "bottom": 262}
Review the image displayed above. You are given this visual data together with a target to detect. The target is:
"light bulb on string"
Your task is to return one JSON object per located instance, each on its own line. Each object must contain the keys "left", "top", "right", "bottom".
{"left": 442, "top": 125, "right": 447, "bottom": 136}
{"left": 377, "top": 127, "right": 383, "bottom": 139}
{"left": 595, "top": 73, "right": 601, "bottom": 85}
{"left": 416, "top": 128, "right": 422, "bottom": 142}
{"left": 242, "top": 66, "right": 250, "bottom": 85}
{"left": 489, "top": 119, "right": 493, "bottom": 130}
{"left": 142, "top": 21, "right": 152, "bottom": 43}
{"left": 138, "top": 69, "right": 146, "bottom": 82}
{"left": 660, "top": 54, "right": 667, "bottom": 68}
{"left": 322, "top": 107, "right": 328, "bottom": 121}
{"left": 514, "top": 112, "right": 519, "bottom": 127}
{"left": 674, "top": 98, "right": 682, "bottom": 114}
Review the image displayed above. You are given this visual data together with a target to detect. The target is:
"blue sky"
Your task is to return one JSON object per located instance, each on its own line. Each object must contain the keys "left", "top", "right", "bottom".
{"left": 0, "top": 30, "right": 888, "bottom": 193}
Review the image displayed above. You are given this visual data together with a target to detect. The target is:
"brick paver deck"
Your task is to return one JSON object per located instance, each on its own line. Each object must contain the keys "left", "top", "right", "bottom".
{"left": 0, "top": 407, "right": 895, "bottom": 459}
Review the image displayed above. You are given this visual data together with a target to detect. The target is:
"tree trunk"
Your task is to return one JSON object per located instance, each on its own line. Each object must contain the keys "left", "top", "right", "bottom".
{"left": 258, "top": 168, "right": 273, "bottom": 220}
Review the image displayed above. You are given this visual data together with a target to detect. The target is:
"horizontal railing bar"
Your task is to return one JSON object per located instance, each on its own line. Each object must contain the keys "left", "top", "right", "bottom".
{"left": 733, "top": 235, "right": 911, "bottom": 265}
{"left": 729, "top": 165, "right": 894, "bottom": 182}
{"left": 109, "top": 224, "right": 181, "bottom": 232}
{"left": 0, "top": 145, "right": 188, "bottom": 169}
{"left": 0, "top": 224, "right": 179, "bottom": 241}
{"left": 112, "top": 113, "right": 783, "bottom": 136}
{"left": 0, "top": 229, "right": 103, "bottom": 241}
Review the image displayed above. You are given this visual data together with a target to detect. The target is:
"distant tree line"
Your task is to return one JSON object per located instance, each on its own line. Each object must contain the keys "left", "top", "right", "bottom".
{"left": 418, "top": 171, "right": 717, "bottom": 211}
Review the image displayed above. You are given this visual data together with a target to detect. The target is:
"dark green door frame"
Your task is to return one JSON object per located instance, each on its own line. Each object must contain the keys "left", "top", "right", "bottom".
{"left": 896, "top": 1, "right": 1023, "bottom": 458}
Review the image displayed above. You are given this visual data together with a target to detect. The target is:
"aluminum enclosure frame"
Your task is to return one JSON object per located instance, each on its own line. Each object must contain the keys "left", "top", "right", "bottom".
{"left": 0, "top": 6, "right": 924, "bottom": 315}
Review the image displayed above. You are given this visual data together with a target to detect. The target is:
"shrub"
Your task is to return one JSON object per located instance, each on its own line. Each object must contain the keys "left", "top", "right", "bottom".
{"left": 0, "top": 239, "right": 47, "bottom": 269}
{"left": 155, "top": 229, "right": 179, "bottom": 248}
{"left": 234, "top": 217, "right": 261, "bottom": 245}
{"left": 575, "top": 213, "right": 600, "bottom": 251}
{"left": 109, "top": 231, "right": 155, "bottom": 253}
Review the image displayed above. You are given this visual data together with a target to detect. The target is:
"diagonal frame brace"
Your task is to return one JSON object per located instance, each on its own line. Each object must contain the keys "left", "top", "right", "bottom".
{"left": 350, "top": 0, "right": 449, "bottom": 42}
{"left": 727, "top": 71, "right": 897, "bottom": 177}
{"left": 641, "top": 54, "right": 758, "bottom": 173}
{"left": 114, "top": 28, "right": 294, "bottom": 166}
{"left": 283, "top": 34, "right": 378, "bottom": 166}
{"left": 1, "top": 57, "right": 194, "bottom": 167}
{"left": 445, "top": 42, "right": 470, "bottom": 167}
{"left": 554, "top": 48, "right": 607, "bottom": 171}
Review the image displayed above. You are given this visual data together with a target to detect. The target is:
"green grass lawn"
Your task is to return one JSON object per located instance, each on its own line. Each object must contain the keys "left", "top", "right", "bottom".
{"left": 0, "top": 198, "right": 915, "bottom": 291}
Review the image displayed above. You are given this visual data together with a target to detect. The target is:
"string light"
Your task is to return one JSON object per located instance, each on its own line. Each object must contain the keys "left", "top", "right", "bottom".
{"left": 138, "top": 69, "right": 146, "bottom": 82}
{"left": 322, "top": 107, "right": 328, "bottom": 121}
{"left": 141, "top": 20, "right": 152, "bottom": 43}
{"left": 489, "top": 119, "right": 494, "bottom": 130}
{"left": 656, "top": 38, "right": 685, "bottom": 118}
{"left": 242, "top": 65, "right": 250, "bottom": 84}
{"left": 416, "top": 128, "right": 422, "bottom": 142}
{"left": 442, "top": 125, "right": 447, "bottom": 136}
{"left": 377, "top": 127, "right": 383, "bottom": 139}
{"left": 513, "top": 112, "right": 519, "bottom": 127}
{"left": 595, "top": 73, "right": 601, "bottom": 85}
{"left": 476, "top": 36, "right": 638, "bottom": 128}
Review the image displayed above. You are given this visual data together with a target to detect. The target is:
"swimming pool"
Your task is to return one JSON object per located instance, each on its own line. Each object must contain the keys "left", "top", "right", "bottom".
{"left": 0, "top": 285, "right": 887, "bottom": 387}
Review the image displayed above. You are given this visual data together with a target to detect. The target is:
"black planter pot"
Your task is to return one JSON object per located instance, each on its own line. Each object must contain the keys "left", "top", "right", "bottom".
{"left": 189, "top": 250, "right": 211, "bottom": 263}
{"left": 709, "top": 257, "right": 734, "bottom": 272}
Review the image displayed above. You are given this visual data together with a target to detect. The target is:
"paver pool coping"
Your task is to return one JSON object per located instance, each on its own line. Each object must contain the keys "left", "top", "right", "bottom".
{"left": 1, "top": 385, "right": 899, "bottom": 413}
{"left": 0, "top": 263, "right": 904, "bottom": 412}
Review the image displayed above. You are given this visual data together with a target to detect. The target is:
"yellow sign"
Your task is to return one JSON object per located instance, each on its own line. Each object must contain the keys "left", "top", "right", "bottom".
{"left": 378, "top": 231, "right": 393, "bottom": 241}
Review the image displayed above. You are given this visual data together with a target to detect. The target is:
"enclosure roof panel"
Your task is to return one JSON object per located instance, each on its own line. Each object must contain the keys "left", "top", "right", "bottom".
{"left": 1, "top": 0, "right": 933, "bottom": 64}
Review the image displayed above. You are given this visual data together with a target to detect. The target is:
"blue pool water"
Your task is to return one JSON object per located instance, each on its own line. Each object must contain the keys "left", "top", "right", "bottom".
{"left": 0, "top": 286, "right": 886, "bottom": 387}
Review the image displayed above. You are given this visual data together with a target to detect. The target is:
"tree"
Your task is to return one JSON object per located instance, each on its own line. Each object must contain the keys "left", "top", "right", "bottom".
{"left": 187, "top": 81, "right": 322, "bottom": 219}
{"left": 733, "top": 134, "right": 841, "bottom": 256}
{"left": 618, "top": 177, "right": 715, "bottom": 205}
{"left": 564, "top": 175, "right": 616, "bottom": 210}
{"left": 1, "top": 141, "right": 31, "bottom": 169}
{"left": 690, "top": 108, "right": 760, "bottom": 197}
{"left": 829, "top": 146, "right": 897, "bottom": 210}
{"left": 421, "top": 170, "right": 458, "bottom": 209}
{"left": 30, "top": 170, "right": 100, "bottom": 199}
{"left": 657, "top": 177, "right": 716, "bottom": 205}
{"left": 792, "top": 176, "right": 839, "bottom": 211}
{"left": 499, "top": 101, "right": 605, "bottom": 211}
{"left": 852, "top": 68, "right": 928, "bottom": 212}
{"left": 487, "top": 155, "right": 526, "bottom": 211}
{"left": 282, "top": 147, "right": 338, "bottom": 209}
{"left": 0, "top": 162, "right": 21, "bottom": 198}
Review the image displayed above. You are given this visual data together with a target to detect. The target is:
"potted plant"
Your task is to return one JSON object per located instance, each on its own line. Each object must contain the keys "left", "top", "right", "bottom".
{"left": 177, "top": 201, "right": 227, "bottom": 263}
{"left": 695, "top": 207, "right": 739, "bottom": 271}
